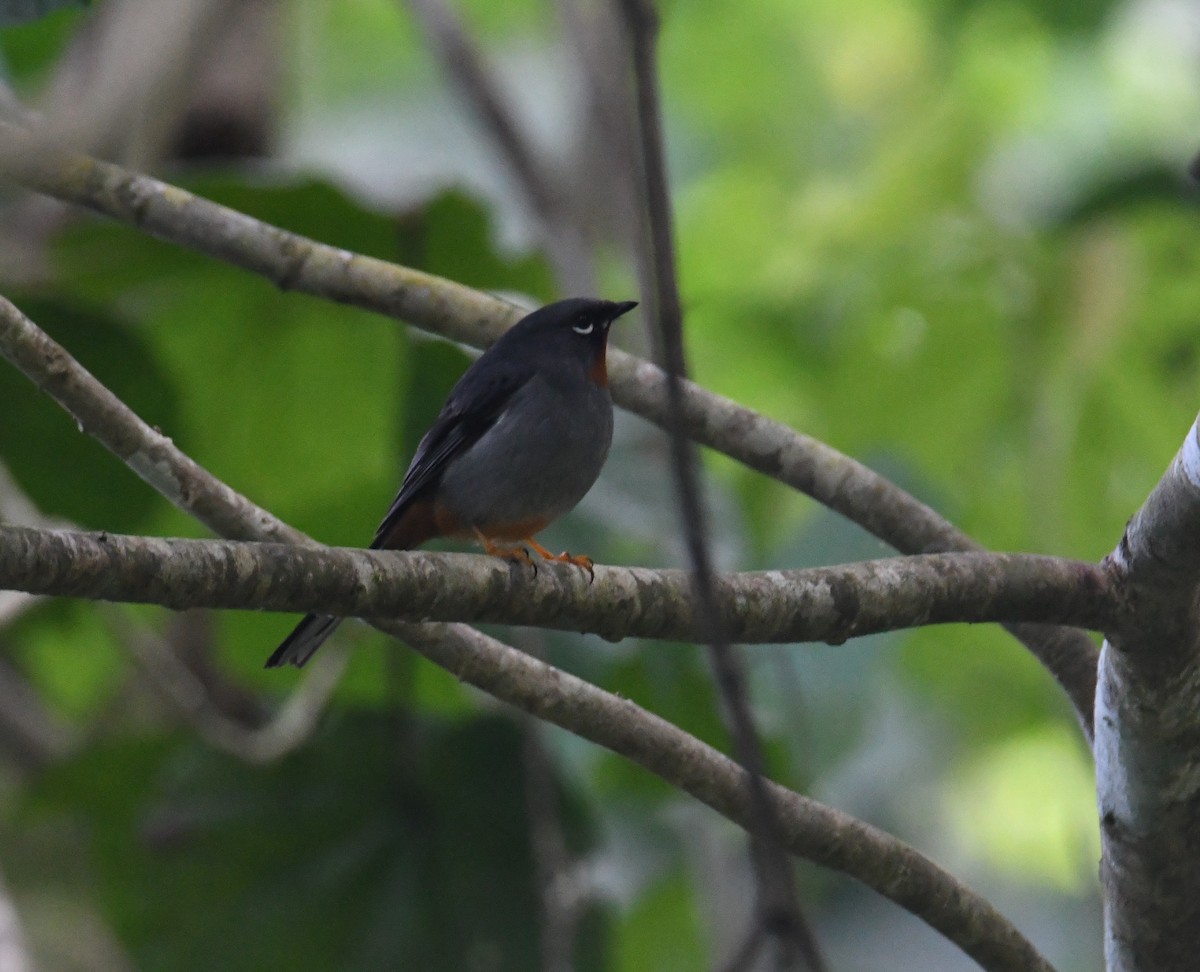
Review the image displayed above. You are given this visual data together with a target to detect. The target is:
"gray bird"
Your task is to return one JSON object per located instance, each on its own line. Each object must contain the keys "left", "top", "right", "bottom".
{"left": 266, "top": 297, "right": 637, "bottom": 668}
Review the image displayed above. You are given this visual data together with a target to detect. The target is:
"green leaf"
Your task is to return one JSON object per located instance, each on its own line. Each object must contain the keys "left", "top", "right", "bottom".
{"left": 613, "top": 872, "right": 705, "bottom": 972}
{"left": 9, "top": 598, "right": 125, "bottom": 719}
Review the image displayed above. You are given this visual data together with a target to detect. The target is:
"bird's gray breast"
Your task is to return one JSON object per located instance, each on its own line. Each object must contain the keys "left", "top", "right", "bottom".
{"left": 435, "top": 372, "right": 614, "bottom": 530}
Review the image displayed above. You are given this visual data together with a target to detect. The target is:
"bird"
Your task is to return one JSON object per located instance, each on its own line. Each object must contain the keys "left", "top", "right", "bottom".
{"left": 265, "top": 296, "right": 638, "bottom": 668}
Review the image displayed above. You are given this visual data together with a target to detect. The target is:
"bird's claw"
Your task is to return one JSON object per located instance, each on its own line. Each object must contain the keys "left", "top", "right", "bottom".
{"left": 549, "top": 549, "right": 592, "bottom": 578}
{"left": 557, "top": 550, "right": 595, "bottom": 582}
{"left": 504, "top": 546, "right": 538, "bottom": 576}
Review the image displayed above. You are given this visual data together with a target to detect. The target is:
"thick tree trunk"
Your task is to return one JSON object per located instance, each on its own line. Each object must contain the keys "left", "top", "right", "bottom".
{"left": 1096, "top": 414, "right": 1200, "bottom": 970}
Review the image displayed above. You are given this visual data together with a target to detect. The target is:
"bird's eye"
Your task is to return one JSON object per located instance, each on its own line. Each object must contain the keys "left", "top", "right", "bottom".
{"left": 571, "top": 320, "right": 594, "bottom": 335}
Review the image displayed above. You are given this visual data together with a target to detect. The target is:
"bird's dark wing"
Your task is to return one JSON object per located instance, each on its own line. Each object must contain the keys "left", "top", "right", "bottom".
{"left": 371, "top": 357, "right": 532, "bottom": 548}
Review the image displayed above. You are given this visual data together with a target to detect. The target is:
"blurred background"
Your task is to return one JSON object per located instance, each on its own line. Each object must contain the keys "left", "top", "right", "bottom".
{"left": 0, "top": 0, "right": 1197, "bottom": 968}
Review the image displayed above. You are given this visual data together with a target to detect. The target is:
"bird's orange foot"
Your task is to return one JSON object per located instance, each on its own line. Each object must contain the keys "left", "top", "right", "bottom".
{"left": 562, "top": 552, "right": 596, "bottom": 582}
{"left": 524, "top": 538, "right": 595, "bottom": 581}
{"left": 549, "top": 550, "right": 594, "bottom": 580}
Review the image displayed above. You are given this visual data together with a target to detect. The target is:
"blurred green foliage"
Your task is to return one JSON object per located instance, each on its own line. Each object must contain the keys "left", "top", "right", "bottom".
{"left": 27, "top": 715, "right": 598, "bottom": 972}
{"left": 2, "top": 0, "right": 1195, "bottom": 968}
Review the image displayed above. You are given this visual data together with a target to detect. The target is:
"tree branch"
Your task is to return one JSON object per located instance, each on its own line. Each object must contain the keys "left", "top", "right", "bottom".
{"left": 0, "top": 524, "right": 1118, "bottom": 642}
{"left": 0, "top": 295, "right": 1058, "bottom": 972}
{"left": 1095, "top": 412, "right": 1200, "bottom": 971}
{"left": 0, "top": 127, "right": 1100, "bottom": 734}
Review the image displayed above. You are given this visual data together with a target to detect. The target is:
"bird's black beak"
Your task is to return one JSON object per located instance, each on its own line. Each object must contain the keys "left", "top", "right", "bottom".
{"left": 610, "top": 300, "right": 638, "bottom": 322}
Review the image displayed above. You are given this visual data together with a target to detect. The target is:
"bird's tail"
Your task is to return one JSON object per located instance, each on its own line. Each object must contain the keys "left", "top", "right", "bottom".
{"left": 265, "top": 613, "right": 344, "bottom": 669}
{"left": 265, "top": 497, "right": 433, "bottom": 669}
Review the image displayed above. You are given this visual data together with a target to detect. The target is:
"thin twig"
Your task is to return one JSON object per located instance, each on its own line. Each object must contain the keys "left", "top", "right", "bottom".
{"left": 106, "top": 606, "right": 349, "bottom": 764}
{"left": 402, "top": 0, "right": 595, "bottom": 293}
{"left": 0, "top": 133, "right": 1100, "bottom": 736}
{"left": 554, "top": 0, "right": 647, "bottom": 313}
{"left": 618, "top": 1, "right": 822, "bottom": 967}
{"left": 510, "top": 628, "right": 592, "bottom": 972}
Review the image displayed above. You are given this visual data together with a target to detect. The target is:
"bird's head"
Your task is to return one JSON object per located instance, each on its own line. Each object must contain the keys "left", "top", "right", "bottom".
{"left": 504, "top": 297, "right": 638, "bottom": 386}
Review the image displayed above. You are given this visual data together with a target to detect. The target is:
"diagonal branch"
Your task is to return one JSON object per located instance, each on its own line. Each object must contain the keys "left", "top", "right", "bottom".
{"left": 0, "top": 291, "right": 1059, "bottom": 972}
{"left": 0, "top": 129, "right": 1101, "bottom": 734}
{"left": 397, "top": 618, "right": 1062, "bottom": 972}
{"left": 0, "top": 294, "right": 301, "bottom": 544}
{"left": 0, "top": 293, "right": 363, "bottom": 755}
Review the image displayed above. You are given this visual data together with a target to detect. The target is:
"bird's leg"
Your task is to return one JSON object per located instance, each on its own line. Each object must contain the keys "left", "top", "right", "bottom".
{"left": 523, "top": 537, "right": 595, "bottom": 580}
{"left": 474, "top": 528, "right": 537, "bottom": 572}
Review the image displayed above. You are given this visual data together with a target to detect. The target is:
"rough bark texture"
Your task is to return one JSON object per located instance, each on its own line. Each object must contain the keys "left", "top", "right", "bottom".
{"left": 1096, "top": 415, "right": 1200, "bottom": 971}
{"left": 0, "top": 524, "right": 1118, "bottom": 644}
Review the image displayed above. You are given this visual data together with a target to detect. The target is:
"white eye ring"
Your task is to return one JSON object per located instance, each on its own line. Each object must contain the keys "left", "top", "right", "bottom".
{"left": 572, "top": 322, "right": 594, "bottom": 335}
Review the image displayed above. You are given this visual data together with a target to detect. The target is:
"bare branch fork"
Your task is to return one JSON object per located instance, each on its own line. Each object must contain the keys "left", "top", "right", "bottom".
{"left": 0, "top": 122, "right": 1100, "bottom": 736}
{"left": 0, "top": 286, "right": 1058, "bottom": 972}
